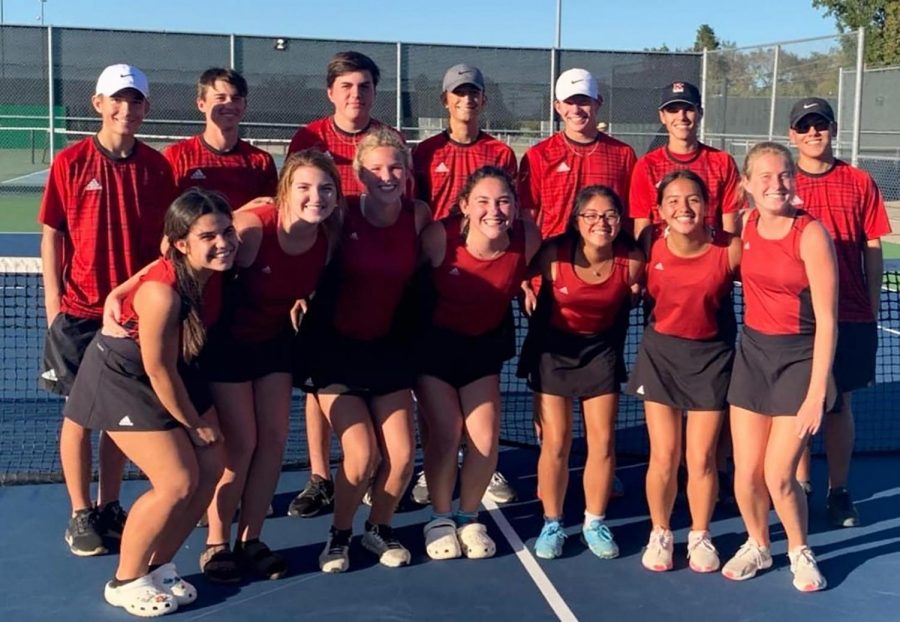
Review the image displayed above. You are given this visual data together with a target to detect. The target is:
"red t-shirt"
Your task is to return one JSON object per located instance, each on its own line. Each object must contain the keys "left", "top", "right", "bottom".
{"left": 645, "top": 226, "right": 735, "bottom": 340}
{"left": 518, "top": 132, "right": 636, "bottom": 239}
{"left": 795, "top": 160, "right": 891, "bottom": 323}
{"left": 164, "top": 135, "right": 278, "bottom": 210}
{"left": 287, "top": 117, "right": 406, "bottom": 198}
{"left": 431, "top": 215, "right": 528, "bottom": 336}
{"left": 38, "top": 137, "right": 175, "bottom": 320}
{"left": 227, "top": 203, "right": 328, "bottom": 343}
{"left": 629, "top": 143, "right": 740, "bottom": 229}
{"left": 548, "top": 240, "right": 632, "bottom": 335}
{"left": 413, "top": 131, "right": 518, "bottom": 220}
{"left": 332, "top": 196, "right": 418, "bottom": 340}
{"left": 119, "top": 257, "right": 223, "bottom": 345}
{"left": 741, "top": 210, "right": 816, "bottom": 335}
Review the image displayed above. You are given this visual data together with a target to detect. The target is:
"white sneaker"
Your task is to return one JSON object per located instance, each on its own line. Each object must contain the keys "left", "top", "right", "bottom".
{"left": 722, "top": 538, "right": 773, "bottom": 581}
{"left": 361, "top": 524, "right": 411, "bottom": 568}
{"left": 483, "top": 471, "right": 517, "bottom": 504}
{"left": 149, "top": 562, "right": 196, "bottom": 606}
{"left": 788, "top": 546, "right": 827, "bottom": 592}
{"left": 104, "top": 574, "right": 178, "bottom": 617}
{"left": 641, "top": 528, "right": 674, "bottom": 572}
{"left": 686, "top": 530, "right": 720, "bottom": 573}
{"left": 410, "top": 471, "right": 430, "bottom": 505}
{"left": 457, "top": 522, "right": 496, "bottom": 559}
{"left": 319, "top": 529, "right": 351, "bottom": 573}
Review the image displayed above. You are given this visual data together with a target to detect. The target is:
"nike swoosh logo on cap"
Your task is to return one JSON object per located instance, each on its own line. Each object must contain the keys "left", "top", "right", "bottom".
{"left": 458, "top": 70, "right": 472, "bottom": 75}
{"left": 803, "top": 103, "right": 818, "bottom": 109}
{"left": 571, "top": 79, "right": 584, "bottom": 84}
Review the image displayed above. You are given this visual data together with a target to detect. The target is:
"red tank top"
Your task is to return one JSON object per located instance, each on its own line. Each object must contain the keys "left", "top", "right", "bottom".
{"left": 646, "top": 225, "right": 734, "bottom": 340}
{"left": 228, "top": 203, "right": 329, "bottom": 343}
{"left": 741, "top": 210, "right": 816, "bottom": 335}
{"left": 431, "top": 215, "right": 528, "bottom": 336}
{"left": 120, "top": 257, "right": 223, "bottom": 345}
{"left": 548, "top": 240, "right": 632, "bottom": 335}
{"left": 333, "top": 196, "right": 419, "bottom": 340}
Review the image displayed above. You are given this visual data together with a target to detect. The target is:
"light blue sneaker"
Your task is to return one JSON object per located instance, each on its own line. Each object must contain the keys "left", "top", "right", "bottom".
{"left": 582, "top": 520, "right": 619, "bottom": 559}
{"left": 534, "top": 520, "right": 566, "bottom": 560}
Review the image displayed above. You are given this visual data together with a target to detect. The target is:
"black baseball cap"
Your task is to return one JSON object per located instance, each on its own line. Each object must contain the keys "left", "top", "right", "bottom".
{"left": 789, "top": 97, "right": 835, "bottom": 128}
{"left": 658, "top": 81, "right": 701, "bottom": 109}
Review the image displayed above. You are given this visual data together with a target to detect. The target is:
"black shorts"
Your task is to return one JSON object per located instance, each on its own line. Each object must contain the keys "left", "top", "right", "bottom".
{"left": 518, "top": 323, "right": 624, "bottom": 398}
{"left": 39, "top": 313, "right": 101, "bottom": 396}
{"left": 832, "top": 320, "right": 877, "bottom": 395}
{"left": 309, "top": 329, "right": 413, "bottom": 397}
{"left": 202, "top": 329, "right": 293, "bottom": 383}
{"left": 64, "top": 334, "right": 213, "bottom": 432}
{"left": 417, "top": 316, "right": 515, "bottom": 389}
{"left": 625, "top": 325, "right": 734, "bottom": 411}
{"left": 727, "top": 326, "right": 837, "bottom": 416}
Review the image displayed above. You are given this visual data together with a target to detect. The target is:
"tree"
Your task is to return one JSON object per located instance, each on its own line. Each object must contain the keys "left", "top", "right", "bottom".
{"left": 812, "top": 0, "right": 900, "bottom": 66}
{"left": 693, "top": 24, "right": 720, "bottom": 52}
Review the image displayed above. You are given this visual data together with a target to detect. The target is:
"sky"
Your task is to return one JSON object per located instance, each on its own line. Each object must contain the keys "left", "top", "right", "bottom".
{"left": 0, "top": 0, "right": 840, "bottom": 52}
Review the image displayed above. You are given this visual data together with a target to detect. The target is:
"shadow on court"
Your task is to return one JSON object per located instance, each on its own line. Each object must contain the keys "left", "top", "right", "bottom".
{"left": 1, "top": 449, "right": 899, "bottom": 621}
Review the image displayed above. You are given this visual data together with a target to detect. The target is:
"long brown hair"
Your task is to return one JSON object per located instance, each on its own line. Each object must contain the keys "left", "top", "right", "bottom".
{"left": 163, "top": 188, "right": 233, "bottom": 362}
{"left": 276, "top": 149, "right": 345, "bottom": 233}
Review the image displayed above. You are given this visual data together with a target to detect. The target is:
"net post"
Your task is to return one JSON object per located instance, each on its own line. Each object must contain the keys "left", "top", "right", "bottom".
{"left": 700, "top": 47, "right": 708, "bottom": 143}
{"left": 851, "top": 27, "right": 864, "bottom": 167}
{"left": 767, "top": 44, "right": 779, "bottom": 141}
{"left": 47, "top": 25, "right": 55, "bottom": 163}
{"left": 395, "top": 41, "right": 402, "bottom": 132}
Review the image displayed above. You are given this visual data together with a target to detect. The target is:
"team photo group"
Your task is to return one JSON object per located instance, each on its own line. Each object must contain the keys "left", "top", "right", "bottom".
{"left": 38, "top": 48, "right": 889, "bottom": 617}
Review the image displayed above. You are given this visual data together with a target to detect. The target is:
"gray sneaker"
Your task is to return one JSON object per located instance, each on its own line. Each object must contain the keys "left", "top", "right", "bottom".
{"left": 410, "top": 471, "right": 430, "bottom": 505}
{"left": 65, "top": 507, "right": 107, "bottom": 557}
{"left": 483, "top": 471, "right": 517, "bottom": 504}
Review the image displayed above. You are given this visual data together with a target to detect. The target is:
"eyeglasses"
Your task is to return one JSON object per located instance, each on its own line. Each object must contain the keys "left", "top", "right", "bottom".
{"left": 794, "top": 118, "right": 831, "bottom": 134}
{"left": 578, "top": 211, "right": 620, "bottom": 225}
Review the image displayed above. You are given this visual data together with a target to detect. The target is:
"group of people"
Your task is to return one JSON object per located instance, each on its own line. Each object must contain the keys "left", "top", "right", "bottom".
{"left": 38, "top": 49, "right": 888, "bottom": 617}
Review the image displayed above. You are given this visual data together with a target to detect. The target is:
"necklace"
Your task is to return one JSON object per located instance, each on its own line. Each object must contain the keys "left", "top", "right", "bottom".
{"left": 563, "top": 133, "right": 601, "bottom": 158}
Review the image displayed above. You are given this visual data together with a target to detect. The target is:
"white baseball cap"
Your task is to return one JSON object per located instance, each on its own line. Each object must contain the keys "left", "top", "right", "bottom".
{"left": 95, "top": 64, "right": 149, "bottom": 98}
{"left": 555, "top": 68, "right": 599, "bottom": 102}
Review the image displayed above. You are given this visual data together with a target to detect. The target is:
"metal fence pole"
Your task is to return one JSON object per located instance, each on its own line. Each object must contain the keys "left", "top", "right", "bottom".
{"left": 767, "top": 44, "right": 779, "bottom": 141}
{"left": 851, "top": 27, "right": 864, "bottom": 166}
{"left": 395, "top": 41, "right": 402, "bottom": 132}
{"left": 700, "top": 47, "right": 708, "bottom": 143}
{"left": 47, "top": 25, "right": 54, "bottom": 162}
{"left": 836, "top": 67, "right": 844, "bottom": 158}
{"left": 229, "top": 34, "right": 235, "bottom": 70}
{"left": 549, "top": 47, "right": 557, "bottom": 136}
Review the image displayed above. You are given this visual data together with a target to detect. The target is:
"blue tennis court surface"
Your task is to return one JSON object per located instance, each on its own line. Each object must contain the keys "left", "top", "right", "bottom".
{"left": 1, "top": 450, "right": 899, "bottom": 621}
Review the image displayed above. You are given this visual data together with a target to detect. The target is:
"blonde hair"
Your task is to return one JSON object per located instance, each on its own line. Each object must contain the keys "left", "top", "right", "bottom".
{"left": 352, "top": 127, "right": 411, "bottom": 176}
{"left": 742, "top": 141, "right": 795, "bottom": 179}
{"left": 277, "top": 149, "right": 344, "bottom": 211}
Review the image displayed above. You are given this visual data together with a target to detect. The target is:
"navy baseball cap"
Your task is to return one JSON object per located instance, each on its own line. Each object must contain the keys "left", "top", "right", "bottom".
{"left": 659, "top": 81, "right": 701, "bottom": 109}
{"left": 789, "top": 97, "right": 835, "bottom": 128}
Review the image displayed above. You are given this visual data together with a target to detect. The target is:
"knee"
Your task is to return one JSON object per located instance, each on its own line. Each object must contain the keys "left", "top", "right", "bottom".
{"left": 344, "top": 443, "right": 378, "bottom": 486}
{"left": 225, "top": 426, "right": 258, "bottom": 467}
{"left": 764, "top": 470, "right": 796, "bottom": 500}
{"left": 648, "top": 448, "right": 679, "bottom": 479}
{"left": 685, "top": 447, "right": 716, "bottom": 479}
{"left": 256, "top": 418, "right": 290, "bottom": 453}
{"left": 158, "top": 469, "right": 198, "bottom": 506}
{"left": 428, "top": 422, "right": 463, "bottom": 456}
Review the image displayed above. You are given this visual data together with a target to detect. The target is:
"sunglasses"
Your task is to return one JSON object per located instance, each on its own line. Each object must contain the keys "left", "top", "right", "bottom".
{"left": 793, "top": 118, "right": 831, "bottom": 133}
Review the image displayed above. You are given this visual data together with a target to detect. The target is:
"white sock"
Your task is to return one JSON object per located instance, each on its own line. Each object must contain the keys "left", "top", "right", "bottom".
{"left": 584, "top": 511, "right": 604, "bottom": 528}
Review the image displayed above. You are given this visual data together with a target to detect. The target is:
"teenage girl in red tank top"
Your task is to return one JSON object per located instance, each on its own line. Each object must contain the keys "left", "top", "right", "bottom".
{"left": 722, "top": 142, "right": 837, "bottom": 592}
{"left": 201, "top": 150, "right": 341, "bottom": 583}
{"left": 627, "top": 170, "right": 741, "bottom": 574}
{"left": 416, "top": 167, "right": 540, "bottom": 561}
{"left": 314, "top": 129, "right": 432, "bottom": 573}
{"left": 521, "top": 185, "right": 642, "bottom": 562}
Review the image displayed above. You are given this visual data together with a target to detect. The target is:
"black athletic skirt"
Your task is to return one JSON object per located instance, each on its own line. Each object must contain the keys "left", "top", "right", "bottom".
{"left": 64, "top": 334, "right": 213, "bottom": 432}
{"left": 625, "top": 325, "right": 734, "bottom": 411}
{"left": 308, "top": 327, "right": 414, "bottom": 397}
{"left": 727, "top": 326, "right": 837, "bottom": 416}
{"left": 202, "top": 328, "right": 293, "bottom": 383}
{"left": 517, "top": 323, "right": 624, "bottom": 398}
{"left": 417, "top": 312, "right": 515, "bottom": 389}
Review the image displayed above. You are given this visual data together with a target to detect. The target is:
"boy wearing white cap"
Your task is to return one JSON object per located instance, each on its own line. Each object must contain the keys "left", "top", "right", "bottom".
{"left": 39, "top": 63, "right": 175, "bottom": 556}
{"left": 413, "top": 64, "right": 517, "bottom": 220}
{"left": 518, "top": 68, "right": 636, "bottom": 240}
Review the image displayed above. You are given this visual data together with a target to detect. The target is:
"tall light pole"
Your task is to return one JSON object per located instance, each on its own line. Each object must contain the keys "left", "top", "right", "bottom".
{"left": 555, "top": 0, "right": 561, "bottom": 48}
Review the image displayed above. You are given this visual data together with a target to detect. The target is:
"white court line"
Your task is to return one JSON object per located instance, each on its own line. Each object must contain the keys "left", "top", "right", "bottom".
{"left": 183, "top": 573, "right": 324, "bottom": 620}
{"left": 1, "top": 169, "right": 49, "bottom": 185}
{"left": 877, "top": 324, "right": 900, "bottom": 337}
{"left": 483, "top": 498, "right": 578, "bottom": 622}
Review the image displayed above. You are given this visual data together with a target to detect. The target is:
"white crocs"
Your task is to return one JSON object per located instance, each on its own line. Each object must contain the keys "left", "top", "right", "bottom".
{"left": 150, "top": 562, "right": 197, "bottom": 606}
{"left": 104, "top": 574, "right": 178, "bottom": 618}
{"left": 457, "top": 522, "right": 496, "bottom": 559}
{"left": 424, "top": 517, "right": 461, "bottom": 560}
